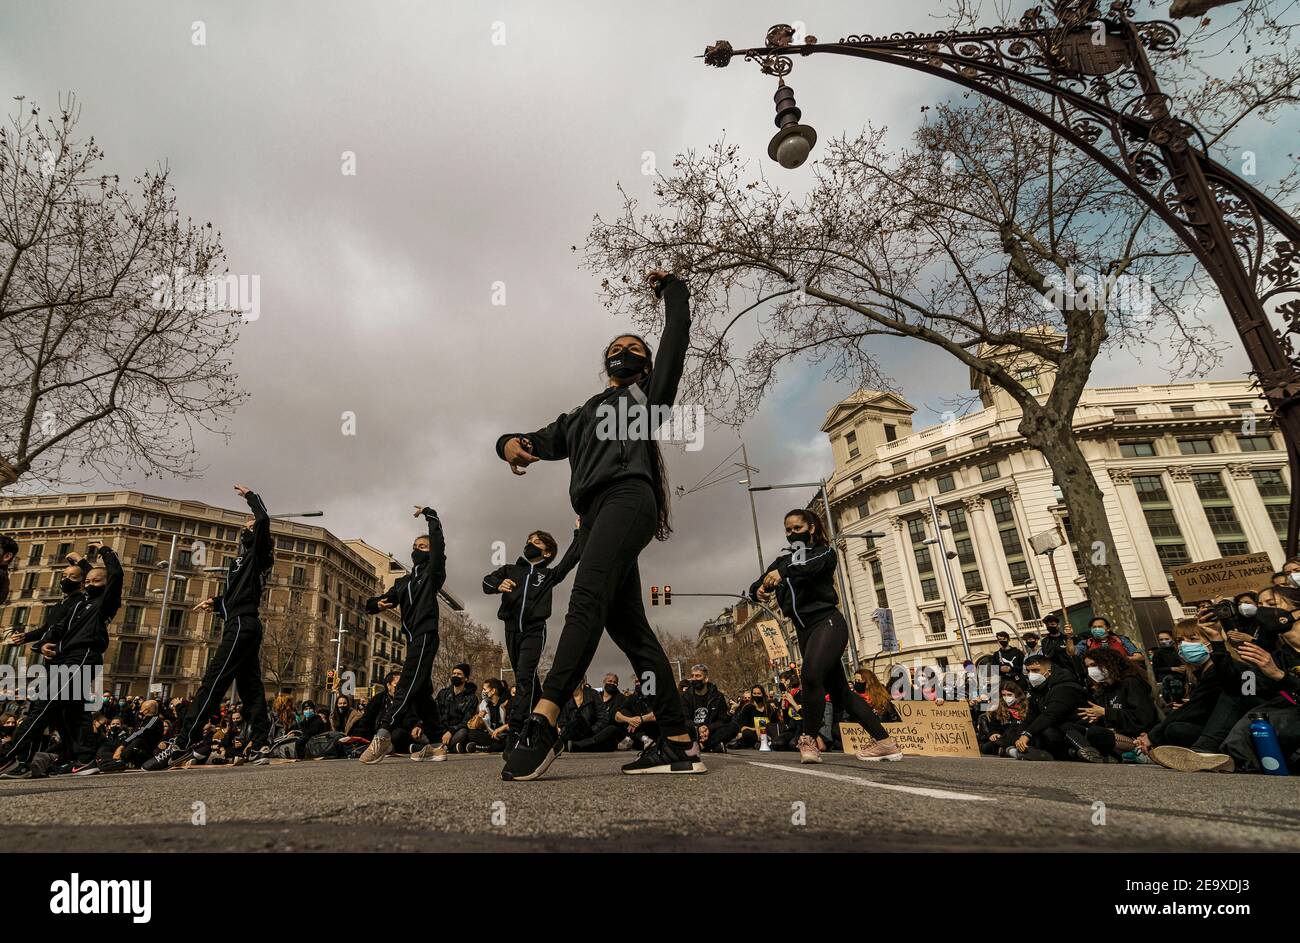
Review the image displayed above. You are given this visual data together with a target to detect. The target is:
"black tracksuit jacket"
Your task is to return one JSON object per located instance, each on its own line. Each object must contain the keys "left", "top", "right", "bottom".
{"left": 481, "top": 530, "right": 581, "bottom": 630}
{"left": 435, "top": 681, "right": 478, "bottom": 733}
{"left": 45, "top": 547, "right": 122, "bottom": 665}
{"left": 748, "top": 544, "right": 841, "bottom": 631}
{"left": 494, "top": 275, "right": 690, "bottom": 516}
{"left": 213, "top": 491, "right": 274, "bottom": 622}
{"left": 19, "top": 559, "right": 94, "bottom": 649}
{"left": 364, "top": 509, "right": 448, "bottom": 640}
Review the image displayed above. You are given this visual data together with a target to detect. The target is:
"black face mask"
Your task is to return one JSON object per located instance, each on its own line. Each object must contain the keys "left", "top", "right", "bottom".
{"left": 606, "top": 350, "right": 648, "bottom": 380}
{"left": 523, "top": 544, "right": 544, "bottom": 561}
{"left": 787, "top": 532, "right": 811, "bottom": 551}
{"left": 852, "top": 681, "right": 867, "bottom": 694}
{"left": 411, "top": 549, "right": 429, "bottom": 566}
{"left": 60, "top": 578, "right": 82, "bottom": 595}
{"left": 451, "top": 677, "right": 464, "bottom": 687}
{"left": 753, "top": 695, "right": 765, "bottom": 703}
{"left": 240, "top": 530, "right": 254, "bottom": 550}
{"left": 604, "top": 684, "right": 619, "bottom": 696}
{"left": 692, "top": 680, "right": 706, "bottom": 692}
{"left": 85, "top": 584, "right": 105, "bottom": 598}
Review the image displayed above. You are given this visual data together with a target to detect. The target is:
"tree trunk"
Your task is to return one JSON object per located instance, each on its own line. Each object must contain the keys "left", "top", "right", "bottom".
{"left": 1019, "top": 405, "right": 1139, "bottom": 633}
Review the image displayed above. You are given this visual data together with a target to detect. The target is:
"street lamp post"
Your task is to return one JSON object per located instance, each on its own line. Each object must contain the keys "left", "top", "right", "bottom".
{"left": 704, "top": 5, "right": 1300, "bottom": 555}
{"left": 749, "top": 479, "right": 862, "bottom": 666}
{"left": 329, "top": 609, "right": 346, "bottom": 699}
{"left": 146, "top": 534, "right": 178, "bottom": 695}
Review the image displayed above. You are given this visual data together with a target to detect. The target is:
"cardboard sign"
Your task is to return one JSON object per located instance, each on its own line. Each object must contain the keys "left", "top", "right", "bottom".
{"left": 840, "top": 700, "right": 979, "bottom": 757}
{"left": 755, "top": 619, "right": 790, "bottom": 661}
{"left": 1170, "top": 552, "right": 1274, "bottom": 603}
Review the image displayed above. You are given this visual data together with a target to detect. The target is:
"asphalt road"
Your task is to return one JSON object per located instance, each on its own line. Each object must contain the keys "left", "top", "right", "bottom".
{"left": 3, "top": 749, "right": 1296, "bottom": 852}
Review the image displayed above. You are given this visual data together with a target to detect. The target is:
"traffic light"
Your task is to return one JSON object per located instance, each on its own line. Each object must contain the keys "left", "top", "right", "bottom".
{"left": 650, "top": 585, "right": 660, "bottom": 606}
{"left": 664, "top": 585, "right": 672, "bottom": 606}
{"left": 326, "top": 668, "right": 336, "bottom": 690}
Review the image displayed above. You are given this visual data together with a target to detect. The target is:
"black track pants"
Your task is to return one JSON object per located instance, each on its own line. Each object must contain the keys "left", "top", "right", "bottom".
{"left": 795, "top": 611, "right": 889, "bottom": 742}
{"left": 176, "top": 616, "right": 270, "bottom": 750}
{"left": 381, "top": 631, "right": 440, "bottom": 737}
{"left": 540, "top": 479, "right": 686, "bottom": 738}
{"left": 505, "top": 624, "right": 545, "bottom": 732}
{"left": 0, "top": 655, "right": 93, "bottom": 763}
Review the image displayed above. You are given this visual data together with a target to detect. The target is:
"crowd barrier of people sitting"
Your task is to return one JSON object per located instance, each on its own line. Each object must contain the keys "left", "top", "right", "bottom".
{"left": 4, "top": 573, "right": 1300, "bottom": 777}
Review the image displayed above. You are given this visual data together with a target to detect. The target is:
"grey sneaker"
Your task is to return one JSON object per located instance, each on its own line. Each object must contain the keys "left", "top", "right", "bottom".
{"left": 359, "top": 733, "right": 392, "bottom": 765}
{"left": 797, "top": 734, "right": 822, "bottom": 764}
{"left": 410, "top": 743, "right": 447, "bottom": 763}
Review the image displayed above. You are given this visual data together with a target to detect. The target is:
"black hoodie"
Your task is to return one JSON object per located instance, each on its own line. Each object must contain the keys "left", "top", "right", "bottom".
{"left": 19, "top": 558, "right": 93, "bottom": 648}
{"left": 481, "top": 530, "right": 581, "bottom": 630}
{"left": 1090, "top": 675, "right": 1159, "bottom": 737}
{"left": 748, "top": 544, "right": 840, "bottom": 631}
{"left": 494, "top": 275, "right": 690, "bottom": 515}
{"left": 1023, "top": 670, "right": 1086, "bottom": 739}
{"left": 364, "top": 509, "right": 447, "bottom": 639}
{"left": 680, "top": 681, "right": 731, "bottom": 735}
{"left": 46, "top": 547, "right": 122, "bottom": 665}
{"left": 213, "top": 490, "right": 274, "bottom": 622}
{"left": 434, "top": 679, "right": 478, "bottom": 734}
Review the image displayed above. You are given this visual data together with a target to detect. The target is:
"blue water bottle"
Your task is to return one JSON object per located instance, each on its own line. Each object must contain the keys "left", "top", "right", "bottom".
{"left": 1249, "top": 712, "right": 1290, "bottom": 776}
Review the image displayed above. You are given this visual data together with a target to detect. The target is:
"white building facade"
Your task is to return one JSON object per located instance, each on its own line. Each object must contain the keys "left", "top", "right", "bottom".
{"left": 822, "top": 369, "right": 1290, "bottom": 670}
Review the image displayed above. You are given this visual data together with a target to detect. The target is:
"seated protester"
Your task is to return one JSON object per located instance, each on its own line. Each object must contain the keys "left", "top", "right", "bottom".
{"left": 613, "top": 677, "right": 660, "bottom": 750}
{"left": 272, "top": 701, "right": 328, "bottom": 760}
{"left": 1077, "top": 616, "right": 1145, "bottom": 668}
{"left": 1150, "top": 627, "right": 1187, "bottom": 704}
{"left": 269, "top": 694, "right": 297, "bottom": 743}
{"left": 331, "top": 694, "right": 362, "bottom": 734}
{"left": 98, "top": 700, "right": 165, "bottom": 773}
{"left": 772, "top": 670, "right": 804, "bottom": 751}
{"left": 351, "top": 672, "right": 400, "bottom": 741}
{"left": 432, "top": 664, "right": 477, "bottom": 752}
{"left": 977, "top": 681, "right": 1028, "bottom": 756}
{"left": 1062, "top": 647, "right": 1159, "bottom": 763}
{"left": 1135, "top": 612, "right": 1263, "bottom": 772}
{"left": 557, "top": 681, "right": 603, "bottom": 752}
{"left": 453, "top": 678, "right": 511, "bottom": 753}
{"left": 571, "top": 678, "right": 625, "bottom": 752}
{"left": 1038, "top": 615, "right": 1081, "bottom": 681}
{"left": 1154, "top": 587, "right": 1294, "bottom": 770}
{"left": 728, "top": 685, "right": 780, "bottom": 749}
{"left": 681, "top": 665, "right": 737, "bottom": 754}
{"left": 1219, "top": 583, "right": 1300, "bottom": 772}
{"left": 1011, "top": 653, "right": 1086, "bottom": 760}
{"left": 854, "top": 669, "right": 900, "bottom": 723}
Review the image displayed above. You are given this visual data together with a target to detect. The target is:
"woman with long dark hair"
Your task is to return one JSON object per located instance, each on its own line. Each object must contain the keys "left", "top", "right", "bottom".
{"left": 749, "top": 508, "right": 903, "bottom": 764}
{"left": 495, "top": 269, "right": 700, "bottom": 781}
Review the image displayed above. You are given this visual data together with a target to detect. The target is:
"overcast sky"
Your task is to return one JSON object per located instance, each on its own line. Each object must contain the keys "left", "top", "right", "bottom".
{"left": 2, "top": 1, "right": 1287, "bottom": 683}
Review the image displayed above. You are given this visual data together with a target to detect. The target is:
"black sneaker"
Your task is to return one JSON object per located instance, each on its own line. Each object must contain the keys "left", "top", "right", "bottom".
{"left": 0, "top": 761, "right": 31, "bottom": 779}
{"left": 1067, "top": 732, "right": 1105, "bottom": 764}
{"left": 142, "top": 741, "right": 195, "bottom": 772}
{"left": 0, "top": 756, "right": 19, "bottom": 777}
{"left": 50, "top": 761, "right": 75, "bottom": 776}
{"left": 621, "top": 738, "right": 707, "bottom": 775}
{"left": 501, "top": 714, "right": 559, "bottom": 782}
{"left": 98, "top": 759, "right": 127, "bottom": 774}
{"left": 25, "top": 752, "right": 56, "bottom": 778}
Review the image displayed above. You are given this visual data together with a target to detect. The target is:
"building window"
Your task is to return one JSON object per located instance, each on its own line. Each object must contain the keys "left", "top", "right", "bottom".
{"left": 969, "top": 604, "right": 991, "bottom": 628}
{"left": 979, "top": 461, "right": 1000, "bottom": 481}
{"left": 1252, "top": 469, "right": 1289, "bottom": 541}
{"left": 1133, "top": 474, "right": 1189, "bottom": 585}
{"left": 897, "top": 485, "right": 915, "bottom": 505}
{"left": 1170, "top": 404, "right": 1195, "bottom": 415}
{"left": 990, "top": 494, "right": 1031, "bottom": 585}
{"left": 1237, "top": 435, "right": 1274, "bottom": 452}
{"left": 971, "top": 431, "right": 990, "bottom": 448}
{"left": 1178, "top": 438, "right": 1215, "bottom": 455}
{"left": 1113, "top": 408, "right": 1137, "bottom": 417}
{"left": 1015, "top": 596, "right": 1041, "bottom": 622}
{"left": 869, "top": 558, "right": 888, "bottom": 609}
{"left": 937, "top": 474, "right": 956, "bottom": 494}
{"left": 908, "top": 517, "right": 940, "bottom": 602}
{"left": 925, "top": 610, "right": 947, "bottom": 638}
{"left": 930, "top": 446, "right": 947, "bottom": 459}
{"left": 138, "top": 544, "right": 156, "bottom": 565}
{"left": 1016, "top": 368, "right": 1041, "bottom": 393}
{"left": 124, "top": 606, "right": 143, "bottom": 631}
{"left": 1119, "top": 440, "right": 1156, "bottom": 458}
{"left": 892, "top": 459, "right": 907, "bottom": 472}
{"left": 884, "top": 424, "right": 897, "bottom": 442}
{"left": 946, "top": 505, "right": 983, "bottom": 594}
{"left": 845, "top": 430, "right": 859, "bottom": 460}
{"left": 1192, "top": 472, "right": 1248, "bottom": 556}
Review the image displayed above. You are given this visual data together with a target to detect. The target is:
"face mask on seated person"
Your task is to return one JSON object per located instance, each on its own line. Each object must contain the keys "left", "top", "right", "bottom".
{"left": 1026, "top": 671, "right": 1047, "bottom": 688}
{"left": 1179, "top": 641, "right": 1210, "bottom": 665}
{"left": 1087, "top": 666, "right": 1106, "bottom": 684}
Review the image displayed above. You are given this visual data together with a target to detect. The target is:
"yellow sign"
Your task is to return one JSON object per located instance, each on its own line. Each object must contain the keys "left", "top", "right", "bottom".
{"left": 840, "top": 700, "right": 979, "bottom": 757}
{"left": 755, "top": 619, "right": 790, "bottom": 661}
{"left": 1170, "top": 552, "right": 1274, "bottom": 603}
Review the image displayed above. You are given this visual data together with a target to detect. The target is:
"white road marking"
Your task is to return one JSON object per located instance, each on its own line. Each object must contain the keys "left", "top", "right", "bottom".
{"left": 747, "top": 761, "right": 994, "bottom": 802}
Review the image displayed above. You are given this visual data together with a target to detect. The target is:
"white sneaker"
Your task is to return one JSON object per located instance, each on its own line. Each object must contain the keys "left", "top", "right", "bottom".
{"left": 411, "top": 743, "right": 447, "bottom": 763}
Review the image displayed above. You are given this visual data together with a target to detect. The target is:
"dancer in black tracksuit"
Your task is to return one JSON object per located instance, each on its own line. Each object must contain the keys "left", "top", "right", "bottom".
{"left": 749, "top": 509, "right": 903, "bottom": 764}
{"left": 482, "top": 526, "right": 580, "bottom": 744}
{"left": 496, "top": 269, "right": 700, "bottom": 780}
{"left": 359, "top": 506, "right": 447, "bottom": 763}
{"left": 145, "top": 486, "right": 273, "bottom": 770}
{"left": 0, "top": 543, "right": 120, "bottom": 775}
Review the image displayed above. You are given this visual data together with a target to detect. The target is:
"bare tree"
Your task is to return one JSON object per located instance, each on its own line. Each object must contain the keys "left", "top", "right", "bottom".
{"left": 0, "top": 95, "right": 246, "bottom": 490}
{"left": 585, "top": 5, "right": 1298, "bottom": 633}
